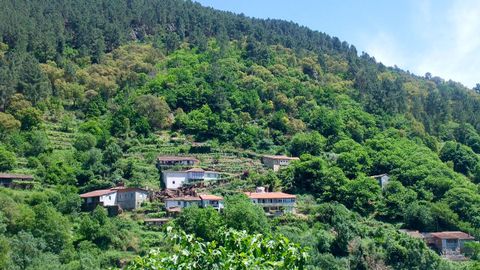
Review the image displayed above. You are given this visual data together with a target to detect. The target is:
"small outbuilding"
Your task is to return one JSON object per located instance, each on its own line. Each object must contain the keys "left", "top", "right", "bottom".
{"left": 370, "top": 173, "right": 390, "bottom": 189}
{"left": 262, "top": 155, "right": 299, "bottom": 172}
{"left": 0, "top": 173, "right": 35, "bottom": 189}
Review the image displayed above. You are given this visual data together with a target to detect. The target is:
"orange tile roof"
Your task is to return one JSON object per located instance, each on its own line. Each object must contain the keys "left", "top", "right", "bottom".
{"left": 244, "top": 192, "right": 296, "bottom": 199}
{"left": 80, "top": 189, "right": 116, "bottom": 198}
{"left": 429, "top": 231, "right": 474, "bottom": 240}
{"left": 199, "top": 194, "right": 223, "bottom": 201}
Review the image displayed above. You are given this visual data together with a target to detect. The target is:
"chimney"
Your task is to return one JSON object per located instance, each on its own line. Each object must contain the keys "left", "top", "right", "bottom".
{"left": 256, "top": 186, "right": 266, "bottom": 193}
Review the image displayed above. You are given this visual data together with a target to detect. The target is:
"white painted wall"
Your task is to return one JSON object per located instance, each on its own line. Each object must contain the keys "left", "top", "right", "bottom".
{"left": 99, "top": 192, "right": 117, "bottom": 206}
{"left": 163, "top": 172, "right": 188, "bottom": 189}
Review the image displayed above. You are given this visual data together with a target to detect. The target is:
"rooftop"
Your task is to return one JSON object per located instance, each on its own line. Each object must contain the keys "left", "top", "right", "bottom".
{"left": 262, "top": 155, "right": 299, "bottom": 160}
{"left": 111, "top": 187, "right": 148, "bottom": 193}
{"left": 370, "top": 173, "right": 389, "bottom": 178}
{"left": 428, "top": 231, "right": 474, "bottom": 240}
{"left": 186, "top": 167, "right": 205, "bottom": 172}
{"left": 80, "top": 189, "right": 116, "bottom": 198}
{"left": 399, "top": 229, "right": 424, "bottom": 239}
{"left": 244, "top": 192, "right": 296, "bottom": 199}
{"left": 80, "top": 187, "right": 147, "bottom": 198}
{"left": 0, "top": 173, "right": 34, "bottom": 180}
{"left": 165, "top": 196, "right": 201, "bottom": 201}
{"left": 199, "top": 194, "right": 223, "bottom": 201}
{"left": 163, "top": 168, "right": 220, "bottom": 174}
{"left": 157, "top": 156, "right": 199, "bottom": 162}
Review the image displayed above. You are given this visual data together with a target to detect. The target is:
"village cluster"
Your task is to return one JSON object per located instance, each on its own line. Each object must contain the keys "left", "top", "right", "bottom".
{"left": 0, "top": 154, "right": 476, "bottom": 260}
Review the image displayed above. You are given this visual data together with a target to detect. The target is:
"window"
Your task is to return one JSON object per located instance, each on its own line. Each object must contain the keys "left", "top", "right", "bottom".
{"left": 178, "top": 201, "right": 181, "bottom": 205}
{"left": 109, "top": 196, "right": 111, "bottom": 200}
{"left": 172, "top": 181, "right": 175, "bottom": 185}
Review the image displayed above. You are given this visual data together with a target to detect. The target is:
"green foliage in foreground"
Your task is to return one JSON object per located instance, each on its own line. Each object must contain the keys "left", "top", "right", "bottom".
{"left": 126, "top": 227, "right": 308, "bottom": 270}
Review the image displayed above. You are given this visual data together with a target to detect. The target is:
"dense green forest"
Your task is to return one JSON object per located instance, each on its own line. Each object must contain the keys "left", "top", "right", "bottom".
{"left": 1, "top": 0, "right": 480, "bottom": 269}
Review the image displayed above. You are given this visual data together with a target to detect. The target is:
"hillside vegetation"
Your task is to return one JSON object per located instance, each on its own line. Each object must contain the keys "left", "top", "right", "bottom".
{"left": 0, "top": 0, "right": 480, "bottom": 269}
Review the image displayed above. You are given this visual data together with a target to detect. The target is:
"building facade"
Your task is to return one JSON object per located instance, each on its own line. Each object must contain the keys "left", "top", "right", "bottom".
{"left": 0, "top": 173, "right": 34, "bottom": 188}
{"left": 164, "top": 194, "right": 224, "bottom": 211}
{"left": 157, "top": 156, "right": 199, "bottom": 167}
{"left": 80, "top": 187, "right": 149, "bottom": 210}
{"left": 262, "top": 155, "right": 299, "bottom": 172}
{"left": 162, "top": 168, "right": 221, "bottom": 189}
{"left": 245, "top": 190, "right": 296, "bottom": 215}
{"left": 425, "top": 231, "right": 474, "bottom": 255}
{"left": 370, "top": 174, "right": 390, "bottom": 189}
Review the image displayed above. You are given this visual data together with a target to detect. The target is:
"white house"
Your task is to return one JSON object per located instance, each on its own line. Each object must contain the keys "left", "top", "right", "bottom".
{"left": 370, "top": 174, "right": 390, "bottom": 189}
{"left": 245, "top": 188, "right": 296, "bottom": 215}
{"left": 157, "top": 156, "right": 199, "bottom": 167}
{"left": 164, "top": 194, "right": 224, "bottom": 212}
{"left": 262, "top": 155, "right": 299, "bottom": 172}
{"left": 162, "top": 168, "right": 221, "bottom": 189}
{"left": 80, "top": 187, "right": 149, "bottom": 210}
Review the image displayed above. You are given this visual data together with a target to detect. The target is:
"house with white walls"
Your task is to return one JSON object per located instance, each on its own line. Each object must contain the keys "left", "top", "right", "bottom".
{"left": 80, "top": 186, "right": 149, "bottom": 210}
{"left": 245, "top": 187, "right": 296, "bottom": 215}
{"left": 162, "top": 168, "right": 221, "bottom": 189}
{"left": 164, "top": 194, "right": 224, "bottom": 212}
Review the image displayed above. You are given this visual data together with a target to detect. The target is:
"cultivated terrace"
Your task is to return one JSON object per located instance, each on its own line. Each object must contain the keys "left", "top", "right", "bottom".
{"left": 0, "top": 0, "right": 479, "bottom": 269}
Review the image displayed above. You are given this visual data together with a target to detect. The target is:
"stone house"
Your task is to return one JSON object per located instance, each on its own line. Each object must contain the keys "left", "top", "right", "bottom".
{"left": 80, "top": 186, "right": 149, "bottom": 211}
{"left": 262, "top": 155, "right": 299, "bottom": 172}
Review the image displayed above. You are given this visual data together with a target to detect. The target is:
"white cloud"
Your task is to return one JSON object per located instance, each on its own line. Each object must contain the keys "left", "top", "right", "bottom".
{"left": 415, "top": 0, "right": 480, "bottom": 87}
{"left": 364, "top": 0, "right": 480, "bottom": 88}
{"left": 364, "top": 32, "right": 406, "bottom": 68}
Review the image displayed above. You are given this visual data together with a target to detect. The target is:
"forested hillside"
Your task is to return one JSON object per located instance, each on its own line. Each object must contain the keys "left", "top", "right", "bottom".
{"left": 1, "top": 0, "right": 480, "bottom": 269}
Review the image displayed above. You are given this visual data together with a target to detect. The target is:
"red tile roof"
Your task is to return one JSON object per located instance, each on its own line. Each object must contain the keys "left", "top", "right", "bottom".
{"left": 262, "top": 155, "right": 299, "bottom": 160}
{"left": 0, "top": 173, "right": 34, "bottom": 180}
{"left": 244, "top": 192, "right": 296, "bottom": 199}
{"left": 157, "top": 156, "right": 199, "bottom": 162}
{"left": 80, "top": 189, "right": 116, "bottom": 198}
{"left": 199, "top": 194, "right": 223, "bottom": 201}
{"left": 429, "top": 231, "right": 474, "bottom": 240}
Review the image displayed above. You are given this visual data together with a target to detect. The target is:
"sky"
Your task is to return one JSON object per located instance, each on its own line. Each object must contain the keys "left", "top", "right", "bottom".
{"left": 195, "top": 0, "right": 480, "bottom": 88}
